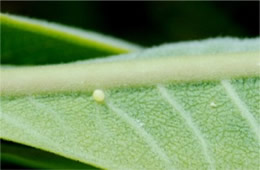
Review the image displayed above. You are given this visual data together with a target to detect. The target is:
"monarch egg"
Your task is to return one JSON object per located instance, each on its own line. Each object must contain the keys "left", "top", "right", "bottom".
{"left": 210, "top": 102, "right": 217, "bottom": 108}
{"left": 93, "top": 89, "right": 105, "bottom": 102}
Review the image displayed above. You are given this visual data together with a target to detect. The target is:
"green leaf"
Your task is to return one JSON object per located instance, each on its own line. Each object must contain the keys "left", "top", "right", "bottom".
{"left": 1, "top": 37, "right": 260, "bottom": 169}
{"left": 0, "top": 13, "right": 141, "bottom": 65}
{"left": 1, "top": 140, "right": 99, "bottom": 169}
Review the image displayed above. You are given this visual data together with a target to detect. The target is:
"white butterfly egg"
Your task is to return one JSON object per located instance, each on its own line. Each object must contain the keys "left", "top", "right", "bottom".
{"left": 210, "top": 101, "right": 217, "bottom": 108}
{"left": 93, "top": 89, "right": 105, "bottom": 102}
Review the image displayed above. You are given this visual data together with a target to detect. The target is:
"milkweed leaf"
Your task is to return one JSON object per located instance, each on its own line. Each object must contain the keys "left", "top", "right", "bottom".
{"left": 1, "top": 21, "right": 259, "bottom": 169}
{"left": 0, "top": 13, "right": 141, "bottom": 65}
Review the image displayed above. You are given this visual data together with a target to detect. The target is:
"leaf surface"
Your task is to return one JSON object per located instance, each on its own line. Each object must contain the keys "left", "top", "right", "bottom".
{"left": 1, "top": 38, "right": 260, "bottom": 170}
{"left": 0, "top": 13, "right": 141, "bottom": 65}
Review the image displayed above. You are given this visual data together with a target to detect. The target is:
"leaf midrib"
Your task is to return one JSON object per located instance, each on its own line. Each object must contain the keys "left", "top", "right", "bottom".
{"left": 1, "top": 52, "right": 259, "bottom": 96}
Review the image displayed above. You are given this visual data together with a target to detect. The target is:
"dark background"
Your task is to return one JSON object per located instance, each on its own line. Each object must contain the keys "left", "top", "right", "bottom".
{"left": 1, "top": 1, "right": 259, "bottom": 47}
{"left": 0, "top": 1, "right": 259, "bottom": 169}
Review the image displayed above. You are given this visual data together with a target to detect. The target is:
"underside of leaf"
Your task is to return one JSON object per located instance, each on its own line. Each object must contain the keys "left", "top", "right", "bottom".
{"left": 1, "top": 27, "right": 259, "bottom": 170}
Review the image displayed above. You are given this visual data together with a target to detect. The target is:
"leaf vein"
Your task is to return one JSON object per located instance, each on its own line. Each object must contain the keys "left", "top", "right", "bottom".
{"left": 105, "top": 97, "right": 174, "bottom": 170}
{"left": 221, "top": 80, "right": 260, "bottom": 142}
{"left": 27, "top": 96, "right": 75, "bottom": 135}
{"left": 1, "top": 110, "right": 112, "bottom": 169}
{"left": 157, "top": 84, "right": 215, "bottom": 170}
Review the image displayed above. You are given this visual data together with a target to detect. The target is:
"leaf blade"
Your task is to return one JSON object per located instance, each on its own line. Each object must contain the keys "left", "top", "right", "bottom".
{"left": 1, "top": 37, "right": 260, "bottom": 169}
{"left": 0, "top": 13, "right": 141, "bottom": 65}
{"left": 1, "top": 140, "right": 99, "bottom": 169}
